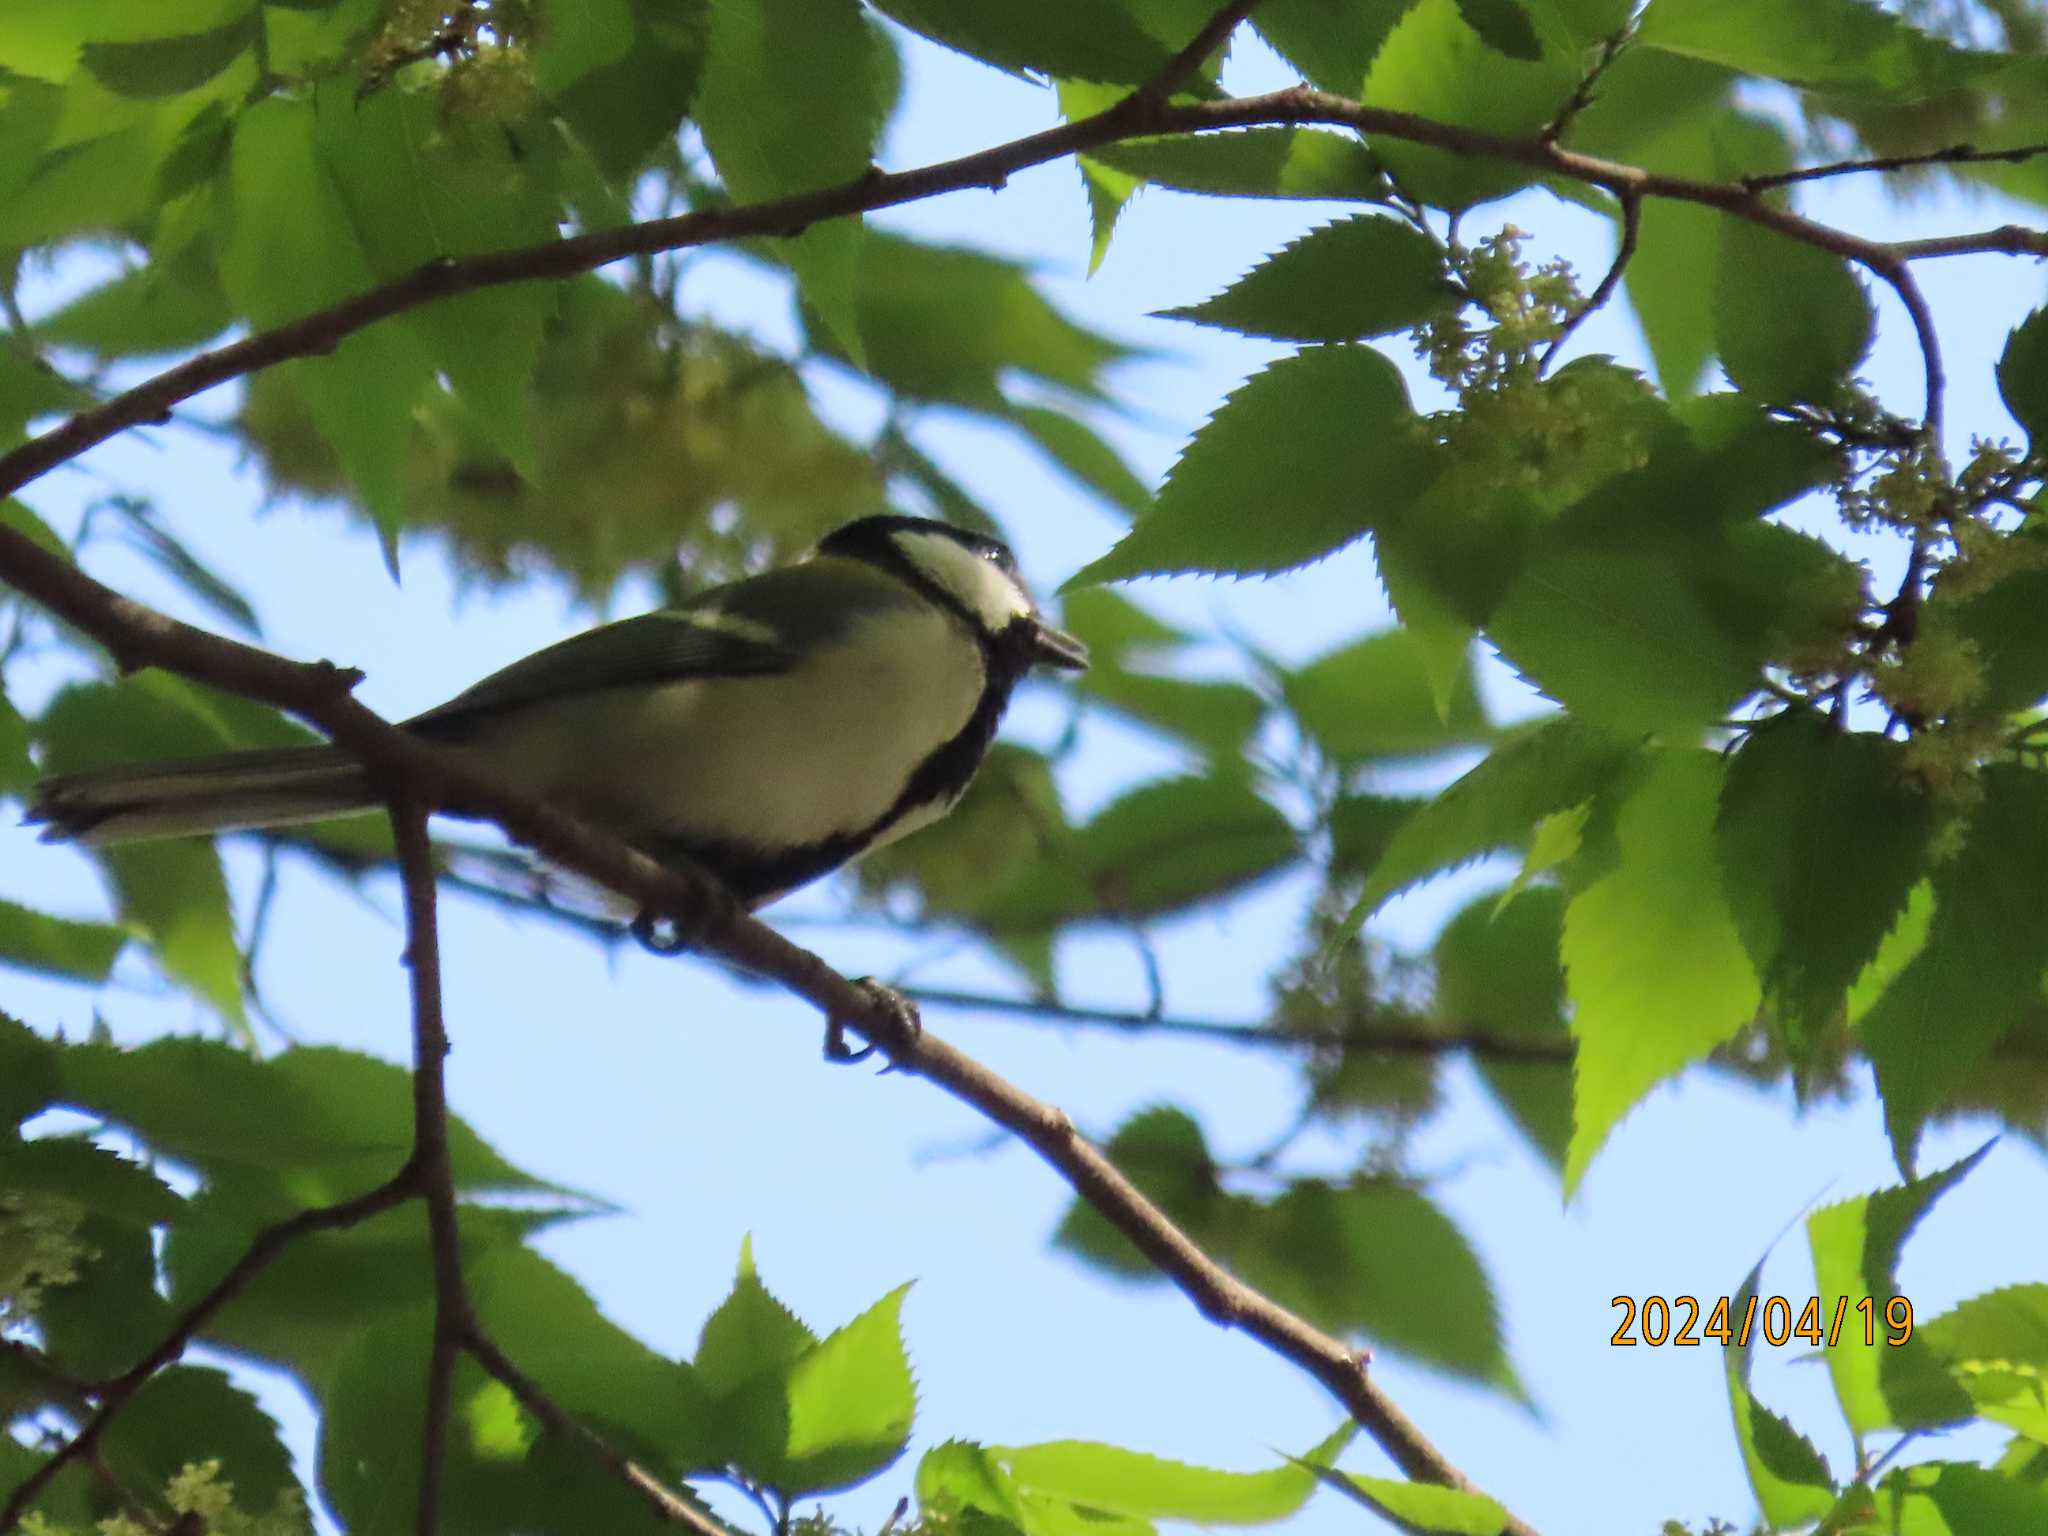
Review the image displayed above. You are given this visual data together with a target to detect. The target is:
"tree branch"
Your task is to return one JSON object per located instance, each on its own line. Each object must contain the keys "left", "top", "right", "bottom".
{"left": 1744, "top": 140, "right": 2048, "bottom": 191}
{"left": 1, "top": 85, "right": 2034, "bottom": 503}
{"left": 1539, "top": 188, "right": 1640, "bottom": 375}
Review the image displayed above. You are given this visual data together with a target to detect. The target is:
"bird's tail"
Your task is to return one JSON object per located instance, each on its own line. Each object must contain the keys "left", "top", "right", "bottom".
{"left": 27, "top": 746, "right": 378, "bottom": 845}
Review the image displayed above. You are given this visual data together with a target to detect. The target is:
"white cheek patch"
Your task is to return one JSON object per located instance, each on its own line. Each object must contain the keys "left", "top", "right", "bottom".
{"left": 892, "top": 530, "right": 1035, "bottom": 632}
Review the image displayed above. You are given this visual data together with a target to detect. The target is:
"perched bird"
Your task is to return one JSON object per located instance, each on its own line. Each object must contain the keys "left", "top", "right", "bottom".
{"left": 29, "top": 515, "right": 1088, "bottom": 916}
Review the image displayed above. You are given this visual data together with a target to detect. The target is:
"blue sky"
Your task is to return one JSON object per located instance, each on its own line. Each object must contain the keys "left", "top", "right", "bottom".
{"left": 5, "top": 21, "right": 2048, "bottom": 1536}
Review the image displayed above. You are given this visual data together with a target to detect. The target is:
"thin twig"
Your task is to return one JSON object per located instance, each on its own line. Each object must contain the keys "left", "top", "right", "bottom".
{"left": 1539, "top": 188, "right": 1640, "bottom": 375}
{"left": 1542, "top": 22, "right": 1634, "bottom": 144}
{"left": 1745, "top": 140, "right": 2048, "bottom": 192}
{"left": 462, "top": 1328, "right": 730, "bottom": 1536}
{"left": 1133, "top": 0, "right": 1267, "bottom": 104}
{"left": 394, "top": 799, "right": 465, "bottom": 1536}
{"left": 0, "top": 1171, "right": 419, "bottom": 1529}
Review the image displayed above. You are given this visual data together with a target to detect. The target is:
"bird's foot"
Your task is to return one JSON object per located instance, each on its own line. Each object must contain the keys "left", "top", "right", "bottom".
{"left": 824, "top": 978, "right": 922, "bottom": 1069}
{"left": 630, "top": 910, "right": 691, "bottom": 956}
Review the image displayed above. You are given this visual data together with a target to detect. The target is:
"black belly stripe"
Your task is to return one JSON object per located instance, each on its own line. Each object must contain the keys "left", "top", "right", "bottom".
{"left": 640, "top": 619, "right": 1039, "bottom": 906}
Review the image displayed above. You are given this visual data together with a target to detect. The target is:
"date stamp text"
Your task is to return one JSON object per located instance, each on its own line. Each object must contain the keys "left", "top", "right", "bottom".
{"left": 1610, "top": 1294, "right": 1914, "bottom": 1348}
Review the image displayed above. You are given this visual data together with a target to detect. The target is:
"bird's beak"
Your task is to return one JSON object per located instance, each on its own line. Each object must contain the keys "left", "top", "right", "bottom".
{"left": 1029, "top": 616, "right": 1090, "bottom": 671}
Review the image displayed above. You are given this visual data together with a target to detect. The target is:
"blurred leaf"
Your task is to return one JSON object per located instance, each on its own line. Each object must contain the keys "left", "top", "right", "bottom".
{"left": 698, "top": 0, "right": 884, "bottom": 359}
{"left": 1159, "top": 216, "right": 1458, "bottom": 343}
{"left": 262, "top": 0, "right": 382, "bottom": 78}
{"left": 1722, "top": 1254, "right": 1837, "bottom": 1527}
{"left": 1999, "top": 307, "right": 2048, "bottom": 446}
{"left": 1562, "top": 750, "right": 1760, "bottom": 1194}
{"left": 1082, "top": 669, "right": 1267, "bottom": 758}
{"left": 0, "top": 1015, "right": 59, "bottom": 1127}
{"left": 0, "top": 340, "right": 91, "bottom": 449}
{"left": 218, "top": 96, "right": 436, "bottom": 546}
{"left": 103, "top": 1366, "right": 308, "bottom": 1529}
{"left": 100, "top": 496, "right": 261, "bottom": 636}
{"left": 80, "top": 12, "right": 258, "bottom": 97}
{"left": 547, "top": 0, "right": 707, "bottom": 177}
{"left": 919, "top": 1439, "right": 1028, "bottom": 1526}
{"left": 1059, "top": 589, "right": 1190, "bottom": 663}
{"left": 1806, "top": 1144, "right": 1988, "bottom": 1437}
{"left": 1924, "top": 1462, "right": 2048, "bottom": 1531}
{"left": 1715, "top": 222, "right": 1873, "bottom": 401}
{"left": 1327, "top": 793, "right": 1419, "bottom": 878}
{"left": 1362, "top": 0, "right": 1579, "bottom": 209}
{"left": 1083, "top": 129, "right": 1387, "bottom": 201}
{"left": 0, "top": 1136, "right": 183, "bottom": 1226}
{"left": 1862, "top": 768, "right": 2048, "bottom": 1172}
{"left": 1317, "top": 1469, "right": 1511, "bottom": 1535}
{"left": 1436, "top": 888, "right": 1572, "bottom": 1167}
{"left": 1284, "top": 628, "right": 1489, "bottom": 762}
{"left": 1917, "top": 1284, "right": 2048, "bottom": 1443}
{"left": 1357, "top": 716, "right": 1639, "bottom": 918}
{"left": 1636, "top": 0, "right": 1997, "bottom": 99}
{"left": 1455, "top": 0, "right": 1541, "bottom": 60}
{"left": 1068, "top": 346, "right": 1436, "bottom": 584}
{"left": 0, "top": 901, "right": 121, "bottom": 987}
{"left": 1003, "top": 404, "right": 1152, "bottom": 518}
{"left": 1947, "top": 542, "right": 2048, "bottom": 715}
{"left": 1055, "top": 1107, "right": 1228, "bottom": 1278}
{"left": 34, "top": 247, "right": 233, "bottom": 359}
{"left": 1716, "top": 714, "right": 1934, "bottom": 1050}
{"left": 38, "top": 1214, "right": 175, "bottom": 1378}
{"left": 996, "top": 1427, "right": 1351, "bottom": 1525}
{"left": 0, "top": 691, "right": 35, "bottom": 794}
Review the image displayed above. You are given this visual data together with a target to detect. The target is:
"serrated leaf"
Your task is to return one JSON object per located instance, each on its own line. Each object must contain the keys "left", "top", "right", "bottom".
{"left": 1357, "top": 716, "right": 1640, "bottom": 917}
{"left": 1068, "top": 346, "right": 1436, "bottom": 585}
{"left": 695, "top": 1243, "right": 819, "bottom": 1400}
{"left": 919, "top": 1440, "right": 1028, "bottom": 1525}
{"left": 1715, "top": 221, "right": 1873, "bottom": 401}
{"left": 1455, "top": 0, "right": 1541, "bottom": 59}
{"left": 698, "top": 0, "right": 884, "bottom": 361}
{"left": 1561, "top": 750, "right": 1760, "bottom": 1193}
{"left": 1362, "top": 0, "right": 1579, "bottom": 210}
{"left": 103, "top": 1366, "right": 307, "bottom": 1529}
{"left": 1316, "top": 1468, "right": 1509, "bottom": 1535}
{"left": 0, "top": 1136, "right": 184, "bottom": 1226}
{"left": 1998, "top": 307, "right": 2048, "bottom": 446}
{"left": 1436, "top": 888, "right": 1572, "bottom": 1167}
{"left": 1083, "top": 129, "right": 1387, "bottom": 201}
{"left": 38, "top": 1214, "right": 175, "bottom": 1378}
{"left": 1722, "top": 1254, "right": 1837, "bottom": 1526}
{"left": 1160, "top": 215, "right": 1458, "bottom": 343}
{"left": 1716, "top": 715, "right": 1933, "bottom": 1050}
{"left": 1285, "top": 627, "right": 1489, "bottom": 762}
{"left": 0, "top": 899, "right": 128, "bottom": 984}
{"left": 1861, "top": 767, "right": 2048, "bottom": 1172}
{"left": 778, "top": 1283, "right": 918, "bottom": 1494}
{"left": 1254, "top": 0, "right": 1407, "bottom": 92}
{"left": 1949, "top": 552, "right": 2048, "bottom": 715}
{"left": 1806, "top": 1144, "right": 1988, "bottom": 1439}
{"left": 218, "top": 96, "right": 435, "bottom": 546}
{"left": 1917, "top": 1284, "right": 2048, "bottom": 1443}
{"left": 1327, "top": 793, "right": 1419, "bottom": 877}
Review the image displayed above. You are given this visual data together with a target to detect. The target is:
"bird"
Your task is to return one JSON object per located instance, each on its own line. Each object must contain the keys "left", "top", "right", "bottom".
{"left": 28, "top": 515, "right": 1089, "bottom": 923}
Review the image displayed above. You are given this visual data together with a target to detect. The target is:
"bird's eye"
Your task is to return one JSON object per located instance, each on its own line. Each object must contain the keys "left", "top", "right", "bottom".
{"left": 980, "top": 548, "right": 1002, "bottom": 563}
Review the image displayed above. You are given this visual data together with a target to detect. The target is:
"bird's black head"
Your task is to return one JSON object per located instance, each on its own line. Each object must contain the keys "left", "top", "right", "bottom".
{"left": 815, "top": 516, "right": 1088, "bottom": 672}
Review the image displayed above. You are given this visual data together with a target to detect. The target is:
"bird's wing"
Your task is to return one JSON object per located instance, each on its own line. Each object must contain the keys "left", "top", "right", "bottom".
{"left": 405, "top": 560, "right": 914, "bottom": 732}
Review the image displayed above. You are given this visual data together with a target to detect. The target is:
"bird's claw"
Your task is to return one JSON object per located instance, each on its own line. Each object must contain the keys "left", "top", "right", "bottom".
{"left": 824, "top": 978, "right": 921, "bottom": 1069}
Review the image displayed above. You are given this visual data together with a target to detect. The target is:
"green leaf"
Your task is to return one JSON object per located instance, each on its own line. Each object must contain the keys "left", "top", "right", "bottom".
{"left": 1561, "top": 749, "right": 1761, "bottom": 1193}
{"left": 1722, "top": 1255, "right": 1837, "bottom": 1526}
{"left": 1068, "top": 346, "right": 1436, "bottom": 585}
{"left": 1435, "top": 888, "right": 1572, "bottom": 1167}
{"left": 1806, "top": 1144, "right": 1988, "bottom": 1438}
{"left": 1917, "top": 1284, "right": 2048, "bottom": 1443}
{"left": 101, "top": 496, "right": 261, "bottom": 636}
{"left": 1003, "top": 404, "right": 1152, "bottom": 519}
{"left": 1998, "top": 307, "right": 2048, "bottom": 447}
{"left": 0, "top": 1136, "right": 184, "bottom": 1226}
{"left": 1455, "top": 0, "right": 1541, "bottom": 60}
{"left": 312, "top": 89, "right": 561, "bottom": 476}
{"left": 1083, "top": 129, "right": 1387, "bottom": 201}
{"left": 0, "top": 900, "right": 127, "bottom": 984}
{"left": 1081, "top": 669, "right": 1267, "bottom": 759}
{"left": 869, "top": 0, "right": 1171, "bottom": 83}
{"left": 547, "top": 0, "right": 706, "bottom": 178}
{"left": 919, "top": 1440, "right": 1029, "bottom": 1526}
{"left": 778, "top": 1284, "right": 918, "bottom": 1494}
{"left": 34, "top": 249, "right": 233, "bottom": 359}
{"left": 80, "top": 13, "right": 259, "bottom": 98}
{"left": 529, "top": 0, "right": 634, "bottom": 95}
{"left": 831, "top": 233, "right": 1134, "bottom": 410}
{"left": 1362, "top": 0, "right": 1580, "bottom": 210}
{"left": 1636, "top": 0, "right": 1996, "bottom": 99}
{"left": 0, "top": 1015, "right": 59, "bottom": 1127}
{"left": 1248, "top": 1179, "right": 1515, "bottom": 1389}
{"left": 1254, "top": 0, "right": 1407, "bottom": 92}
{"left": 1948, "top": 549, "right": 2048, "bottom": 714}
{"left": 0, "top": 339, "right": 91, "bottom": 449}
{"left": 1055, "top": 1107, "right": 1226, "bottom": 1278}
{"left": 218, "top": 96, "right": 435, "bottom": 546}
{"left": 1861, "top": 767, "right": 2048, "bottom": 1171}
{"left": 1488, "top": 548, "right": 1762, "bottom": 734}
{"left": 695, "top": 1241, "right": 819, "bottom": 1399}
{"left": 1284, "top": 627, "right": 1489, "bottom": 762}
{"left": 698, "top": 0, "right": 884, "bottom": 361}
{"left": 1327, "top": 793, "right": 1419, "bottom": 878}
{"left": 1715, "top": 221, "right": 1873, "bottom": 401}
{"left": 1924, "top": 1462, "right": 2048, "bottom": 1532}
{"left": 1159, "top": 216, "right": 1458, "bottom": 343}
{"left": 1357, "top": 716, "right": 1640, "bottom": 918}
{"left": 997, "top": 1428, "right": 1350, "bottom": 1526}
{"left": 38, "top": 1214, "right": 175, "bottom": 1378}
{"left": 102, "top": 1366, "right": 306, "bottom": 1528}
{"left": 1716, "top": 715, "right": 1934, "bottom": 1049}
{"left": 1317, "top": 1469, "right": 1509, "bottom": 1535}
